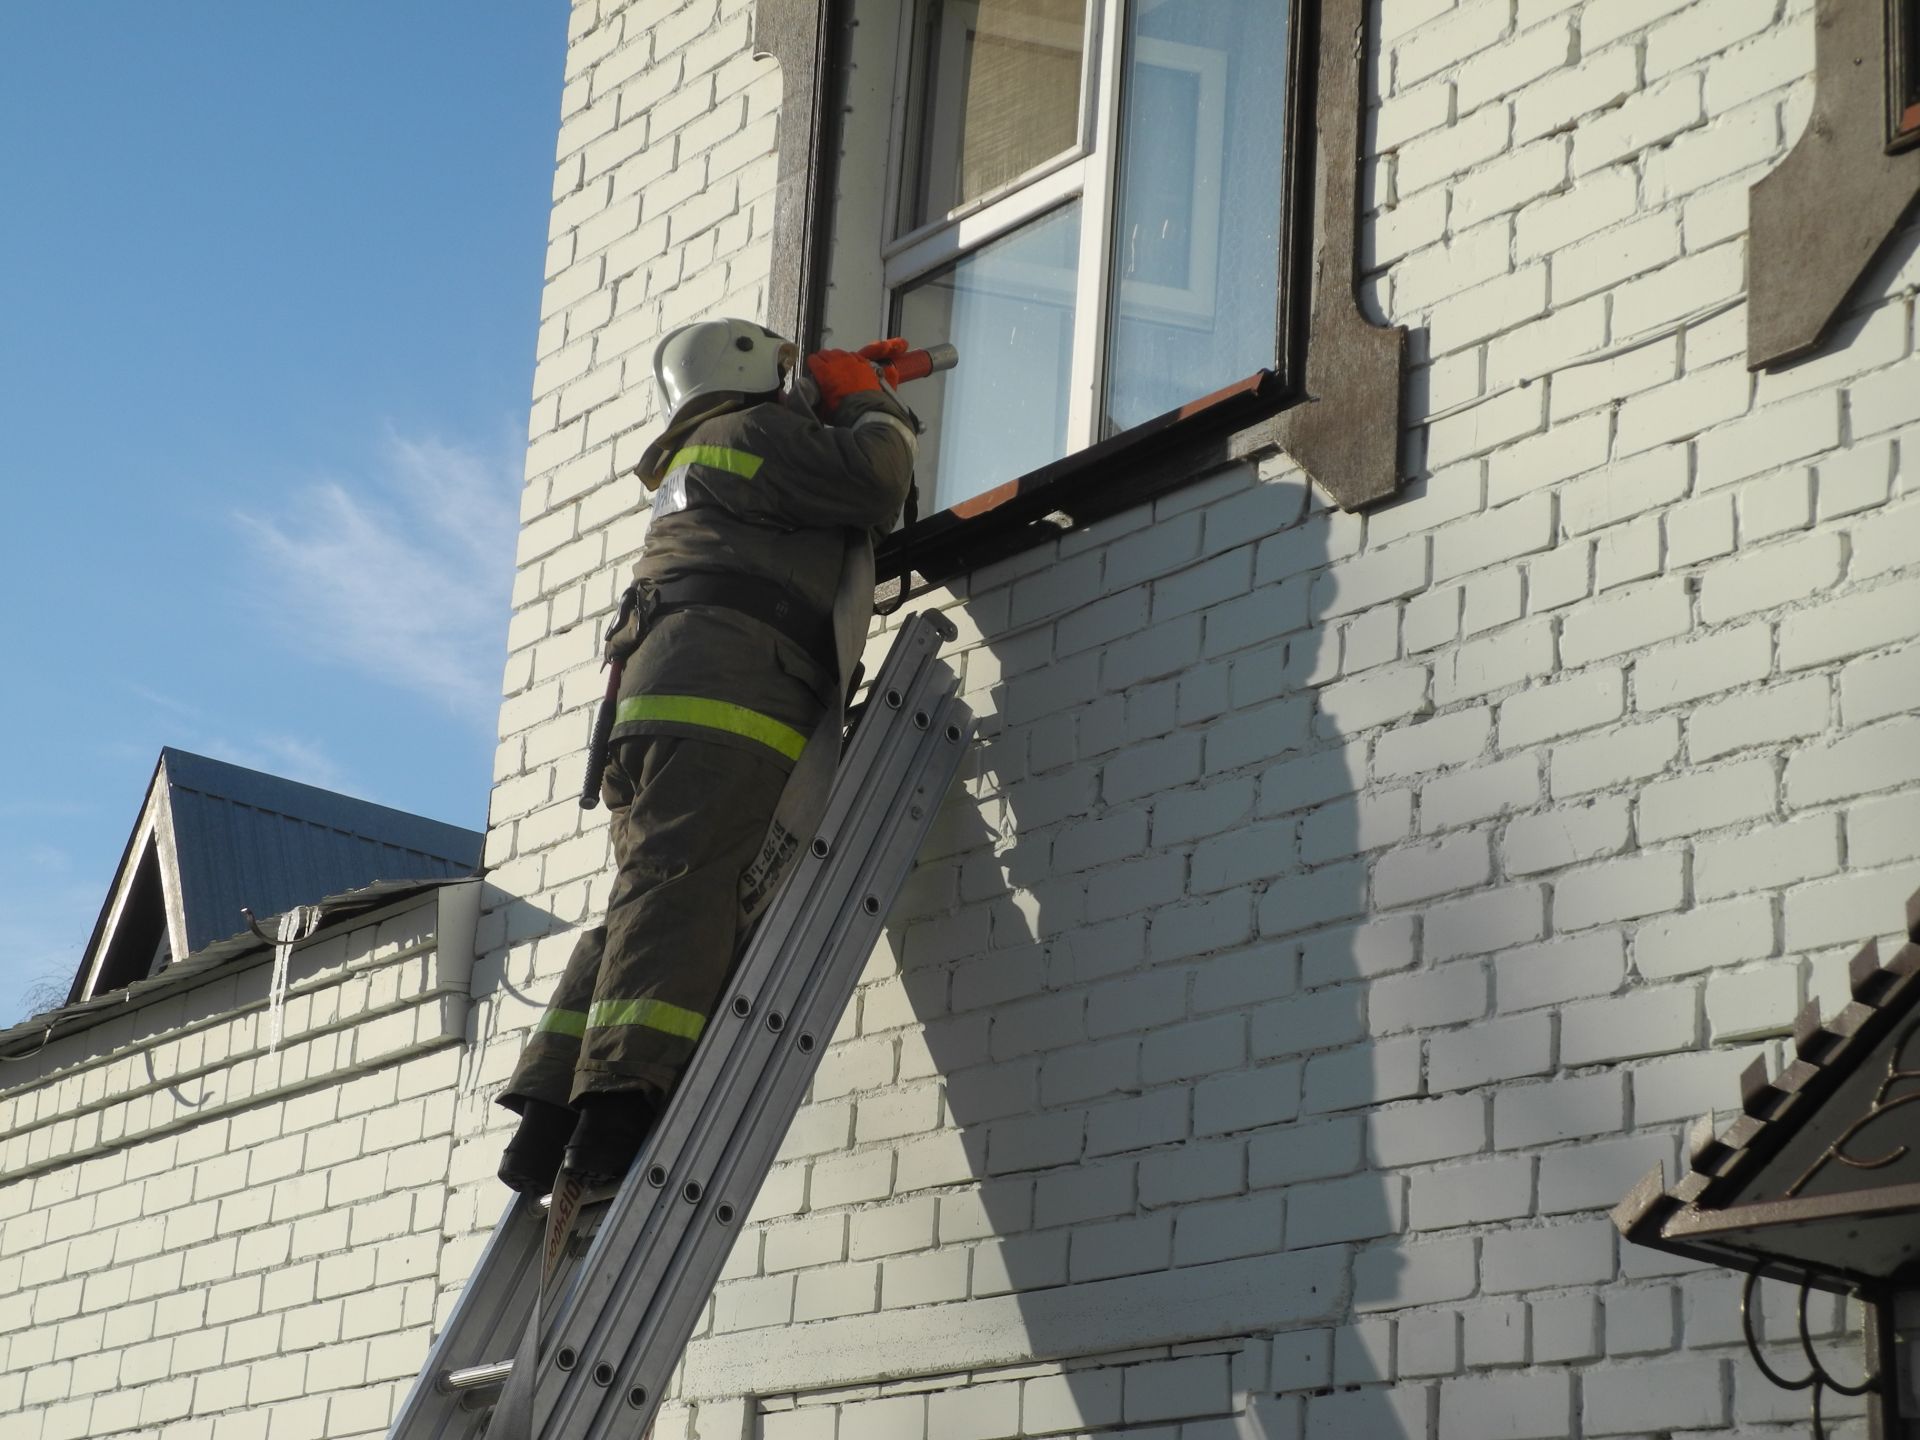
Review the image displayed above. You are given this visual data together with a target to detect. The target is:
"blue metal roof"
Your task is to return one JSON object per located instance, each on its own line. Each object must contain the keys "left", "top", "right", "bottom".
{"left": 157, "top": 748, "right": 483, "bottom": 955}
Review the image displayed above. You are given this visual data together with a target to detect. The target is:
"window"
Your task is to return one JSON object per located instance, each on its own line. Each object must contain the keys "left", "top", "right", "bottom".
{"left": 1893, "top": 0, "right": 1920, "bottom": 151}
{"left": 822, "top": 0, "right": 1306, "bottom": 523}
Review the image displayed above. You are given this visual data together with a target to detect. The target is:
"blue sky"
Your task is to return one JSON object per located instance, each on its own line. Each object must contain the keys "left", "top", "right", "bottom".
{"left": 0, "top": 4, "right": 567, "bottom": 1021}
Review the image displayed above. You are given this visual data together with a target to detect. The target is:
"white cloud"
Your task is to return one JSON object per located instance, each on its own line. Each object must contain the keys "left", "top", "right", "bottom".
{"left": 233, "top": 431, "right": 520, "bottom": 719}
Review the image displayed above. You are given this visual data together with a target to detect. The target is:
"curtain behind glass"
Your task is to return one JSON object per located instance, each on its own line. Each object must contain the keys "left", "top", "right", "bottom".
{"left": 911, "top": 0, "right": 1087, "bottom": 226}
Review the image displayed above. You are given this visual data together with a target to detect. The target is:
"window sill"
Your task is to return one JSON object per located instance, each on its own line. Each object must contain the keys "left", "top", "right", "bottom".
{"left": 877, "top": 370, "right": 1286, "bottom": 587}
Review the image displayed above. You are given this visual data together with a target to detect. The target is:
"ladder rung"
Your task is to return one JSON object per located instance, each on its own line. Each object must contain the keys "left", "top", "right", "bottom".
{"left": 439, "top": 1360, "right": 513, "bottom": 1395}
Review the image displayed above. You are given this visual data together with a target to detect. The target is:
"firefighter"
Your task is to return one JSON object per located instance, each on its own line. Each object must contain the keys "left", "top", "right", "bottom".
{"left": 496, "top": 317, "right": 917, "bottom": 1195}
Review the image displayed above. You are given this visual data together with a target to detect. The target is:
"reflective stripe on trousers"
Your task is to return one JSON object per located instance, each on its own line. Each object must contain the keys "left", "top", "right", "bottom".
{"left": 615, "top": 693, "right": 808, "bottom": 762}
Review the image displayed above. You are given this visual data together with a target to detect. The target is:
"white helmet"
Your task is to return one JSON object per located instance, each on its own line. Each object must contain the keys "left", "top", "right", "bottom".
{"left": 635, "top": 318, "right": 797, "bottom": 488}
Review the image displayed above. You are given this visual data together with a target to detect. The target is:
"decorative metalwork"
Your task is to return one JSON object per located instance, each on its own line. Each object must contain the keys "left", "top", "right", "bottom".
{"left": 1787, "top": 1016, "right": 1920, "bottom": 1197}
{"left": 1739, "top": 1274, "right": 1879, "bottom": 1438}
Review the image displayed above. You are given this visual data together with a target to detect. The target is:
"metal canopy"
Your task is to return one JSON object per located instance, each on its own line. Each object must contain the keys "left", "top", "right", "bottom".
{"left": 1613, "top": 886, "right": 1920, "bottom": 1294}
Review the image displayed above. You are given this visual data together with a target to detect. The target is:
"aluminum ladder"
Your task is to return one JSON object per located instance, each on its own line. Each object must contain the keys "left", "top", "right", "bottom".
{"left": 390, "top": 609, "right": 974, "bottom": 1440}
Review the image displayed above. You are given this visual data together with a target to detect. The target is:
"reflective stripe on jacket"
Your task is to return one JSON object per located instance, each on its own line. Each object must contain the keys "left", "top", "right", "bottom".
{"left": 609, "top": 388, "right": 916, "bottom": 766}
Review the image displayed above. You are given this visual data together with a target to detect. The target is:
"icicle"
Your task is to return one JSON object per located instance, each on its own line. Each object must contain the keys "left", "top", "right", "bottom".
{"left": 268, "top": 905, "right": 321, "bottom": 1054}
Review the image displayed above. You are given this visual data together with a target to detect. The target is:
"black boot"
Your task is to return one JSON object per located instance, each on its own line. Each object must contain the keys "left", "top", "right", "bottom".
{"left": 562, "top": 1092, "right": 658, "bottom": 1185}
{"left": 498, "top": 1099, "right": 574, "bottom": 1197}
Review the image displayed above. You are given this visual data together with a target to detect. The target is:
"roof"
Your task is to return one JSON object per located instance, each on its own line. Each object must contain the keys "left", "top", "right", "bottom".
{"left": 68, "top": 748, "right": 483, "bottom": 1006}
{"left": 3, "top": 878, "right": 469, "bottom": 1063}
{"left": 1612, "top": 884, "right": 1920, "bottom": 1293}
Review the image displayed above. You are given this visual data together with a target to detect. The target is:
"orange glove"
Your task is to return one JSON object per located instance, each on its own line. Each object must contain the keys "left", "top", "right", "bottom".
{"left": 856, "top": 337, "right": 911, "bottom": 387}
{"left": 805, "top": 348, "right": 882, "bottom": 418}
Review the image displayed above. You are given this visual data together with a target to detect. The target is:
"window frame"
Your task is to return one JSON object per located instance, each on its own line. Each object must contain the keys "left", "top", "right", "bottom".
{"left": 843, "top": 0, "right": 1321, "bottom": 578}
{"left": 1891, "top": 0, "right": 1920, "bottom": 152}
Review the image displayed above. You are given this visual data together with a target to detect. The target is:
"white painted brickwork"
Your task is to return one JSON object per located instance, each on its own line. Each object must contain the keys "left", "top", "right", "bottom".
{"left": 0, "top": 890, "right": 474, "bottom": 1440}
{"left": 428, "top": 0, "right": 1920, "bottom": 1433}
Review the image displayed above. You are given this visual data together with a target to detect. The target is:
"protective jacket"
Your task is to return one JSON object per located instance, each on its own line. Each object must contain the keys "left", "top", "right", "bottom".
{"left": 606, "top": 386, "right": 916, "bottom": 768}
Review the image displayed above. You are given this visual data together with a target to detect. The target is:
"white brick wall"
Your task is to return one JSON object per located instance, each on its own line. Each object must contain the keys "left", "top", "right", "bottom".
{"left": 457, "top": 0, "right": 1920, "bottom": 1435}
{"left": 1, "top": 888, "right": 475, "bottom": 1440}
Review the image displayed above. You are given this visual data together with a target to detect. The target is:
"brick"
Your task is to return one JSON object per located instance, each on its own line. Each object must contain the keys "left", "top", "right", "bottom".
{"left": 1352, "top": 1244, "right": 1476, "bottom": 1327}
{"left": 1370, "top": 962, "right": 1489, "bottom": 1035}
{"left": 1550, "top": 214, "right": 1681, "bottom": 304}
{"left": 1435, "top": 620, "right": 1555, "bottom": 703}
{"left": 1635, "top": 895, "right": 1776, "bottom": 980}
{"left": 1614, "top": 361, "right": 1751, "bottom": 456}
{"left": 1706, "top": 959, "right": 1799, "bottom": 1042}
{"left": 1779, "top": 575, "right": 1920, "bottom": 670}
{"left": 1422, "top": 756, "right": 1540, "bottom": 832}
{"left": 1561, "top": 986, "right": 1698, "bottom": 1066}
{"left": 1666, "top": 492, "right": 1736, "bottom": 567}
{"left": 1369, "top": 1093, "right": 1486, "bottom": 1167}
{"left": 1374, "top": 709, "right": 1491, "bottom": 779}
{"left": 1195, "top": 1064, "right": 1302, "bottom": 1137}
{"left": 1250, "top": 1115, "right": 1364, "bottom": 1188}
{"left": 1437, "top": 1371, "right": 1571, "bottom": 1440}
{"left": 1695, "top": 815, "right": 1842, "bottom": 901}
{"left": 1312, "top": 541, "right": 1429, "bottom": 619}
{"left": 1699, "top": 531, "right": 1843, "bottom": 624}
{"left": 1396, "top": 0, "right": 1513, "bottom": 86}
{"left": 1253, "top": 988, "right": 1366, "bottom": 1060}
{"left": 1553, "top": 851, "right": 1685, "bottom": 929}
{"left": 1022, "top": 1369, "right": 1122, "bottom": 1434}
{"left": 1611, "top": 240, "right": 1744, "bottom": 338}
{"left": 1429, "top": 1013, "right": 1552, "bottom": 1092}
{"left": 1785, "top": 865, "right": 1920, "bottom": 951}
{"left": 1539, "top": 1133, "right": 1672, "bottom": 1215}
{"left": 1533, "top": 1293, "right": 1601, "bottom": 1363}
{"left": 1424, "top": 885, "right": 1547, "bottom": 962}
{"left": 1489, "top": 413, "right": 1609, "bottom": 506}
{"left": 1689, "top": 676, "right": 1830, "bottom": 762}
{"left": 1286, "top": 1174, "right": 1406, "bottom": 1248}
{"left": 1560, "top": 579, "right": 1691, "bottom": 667}
{"left": 1736, "top": 467, "right": 1815, "bottom": 541}
{"left": 1375, "top": 833, "right": 1493, "bottom": 908}
{"left": 1584, "top": 1358, "right": 1727, "bottom": 1434}
{"left": 1496, "top": 668, "right": 1623, "bottom": 750}
{"left": 1400, "top": 104, "right": 1513, "bottom": 199}
{"left": 1638, "top": 757, "right": 1776, "bottom": 841}
{"left": 1514, "top": 46, "right": 1636, "bottom": 143}
{"left": 1791, "top": 713, "right": 1920, "bottom": 807}
{"left": 1300, "top": 915, "right": 1419, "bottom": 986}
{"left": 1631, "top": 1045, "right": 1763, "bottom": 1124}
{"left": 1634, "top": 624, "right": 1771, "bottom": 710}
{"left": 1502, "top": 797, "right": 1630, "bottom": 875}
{"left": 1850, "top": 791, "right": 1920, "bottom": 869}
{"left": 1550, "top": 717, "right": 1681, "bottom": 797}
{"left": 1479, "top": 1218, "right": 1616, "bottom": 1293}
{"left": 1656, "top": 110, "right": 1783, "bottom": 209}
{"left": 1302, "top": 1037, "right": 1423, "bottom": 1114}
{"left": 1648, "top": 0, "right": 1778, "bottom": 75}
{"left": 1427, "top": 385, "right": 1547, "bottom": 469}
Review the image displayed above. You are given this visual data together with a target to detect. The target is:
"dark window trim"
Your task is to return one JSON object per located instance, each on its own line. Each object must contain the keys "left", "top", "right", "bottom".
{"left": 1747, "top": 0, "right": 1920, "bottom": 367}
{"left": 755, "top": 0, "right": 1406, "bottom": 585}
{"left": 1892, "top": 0, "right": 1920, "bottom": 151}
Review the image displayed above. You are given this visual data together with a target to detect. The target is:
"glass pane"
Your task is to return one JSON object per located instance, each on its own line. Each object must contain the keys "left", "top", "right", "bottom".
{"left": 896, "top": 203, "right": 1081, "bottom": 513}
{"left": 909, "top": 0, "right": 1088, "bottom": 227}
{"left": 1103, "top": 0, "right": 1291, "bottom": 434}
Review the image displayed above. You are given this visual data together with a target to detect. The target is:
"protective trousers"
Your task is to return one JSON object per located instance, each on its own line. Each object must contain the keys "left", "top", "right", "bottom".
{"left": 502, "top": 733, "right": 789, "bottom": 1109}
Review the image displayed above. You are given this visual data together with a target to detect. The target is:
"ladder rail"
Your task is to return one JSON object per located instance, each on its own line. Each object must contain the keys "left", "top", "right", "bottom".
{"left": 561, "top": 683, "right": 972, "bottom": 1435}
{"left": 387, "top": 611, "right": 971, "bottom": 1440}
{"left": 539, "top": 627, "right": 968, "bottom": 1435}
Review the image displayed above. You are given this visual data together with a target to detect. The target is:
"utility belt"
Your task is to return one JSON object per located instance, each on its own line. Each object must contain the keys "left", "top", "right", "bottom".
{"left": 580, "top": 572, "right": 835, "bottom": 808}
{"left": 646, "top": 573, "right": 836, "bottom": 675}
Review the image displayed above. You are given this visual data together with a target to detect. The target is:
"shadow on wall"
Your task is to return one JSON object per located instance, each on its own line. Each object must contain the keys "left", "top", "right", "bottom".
{"left": 881, "top": 467, "right": 1429, "bottom": 1435}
